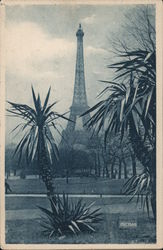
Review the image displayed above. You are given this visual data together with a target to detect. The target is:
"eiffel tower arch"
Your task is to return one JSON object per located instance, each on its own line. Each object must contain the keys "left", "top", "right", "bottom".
{"left": 60, "top": 24, "right": 96, "bottom": 152}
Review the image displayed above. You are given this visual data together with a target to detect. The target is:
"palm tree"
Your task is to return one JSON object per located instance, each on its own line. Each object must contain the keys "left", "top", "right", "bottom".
{"left": 82, "top": 47, "right": 156, "bottom": 219}
{"left": 7, "top": 86, "right": 70, "bottom": 196}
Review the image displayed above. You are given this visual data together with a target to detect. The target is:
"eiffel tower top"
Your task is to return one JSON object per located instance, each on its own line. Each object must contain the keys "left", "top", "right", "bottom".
{"left": 76, "top": 23, "right": 84, "bottom": 37}
{"left": 71, "top": 24, "right": 89, "bottom": 113}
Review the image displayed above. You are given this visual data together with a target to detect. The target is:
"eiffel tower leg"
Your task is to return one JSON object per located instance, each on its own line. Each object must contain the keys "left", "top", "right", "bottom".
{"left": 66, "top": 113, "right": 76, "bottom": 132}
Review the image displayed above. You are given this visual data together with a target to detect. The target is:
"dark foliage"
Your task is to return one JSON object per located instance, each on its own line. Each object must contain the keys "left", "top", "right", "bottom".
{"left": 38, "top": 193, "right": 103, "bottom": 237}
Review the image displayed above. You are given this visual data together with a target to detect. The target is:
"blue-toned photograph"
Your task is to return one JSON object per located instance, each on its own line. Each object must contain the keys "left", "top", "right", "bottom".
{"left": 4, "top": 2, "right": 156, "bottom": 244}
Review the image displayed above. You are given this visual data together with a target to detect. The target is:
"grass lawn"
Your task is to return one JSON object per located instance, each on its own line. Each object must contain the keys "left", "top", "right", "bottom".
{"left": 6, "top": 213, "right": 156, "bottom": 244}
{"left": 6, "top": 177, "right": 126, "bottom": 194}
{"left": 5, "top": 195, "right": 156, "bottom": 244}
{"left": 5, "top": 178, "right": 156, "bottom": 244}
{"left": 6, "top": 196, "right": 141, "bottom": 210}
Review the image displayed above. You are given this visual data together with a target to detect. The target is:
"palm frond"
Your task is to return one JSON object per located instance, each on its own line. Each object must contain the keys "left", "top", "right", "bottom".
{"left": 43, "top": 87, "right": 51, "bottom": 112}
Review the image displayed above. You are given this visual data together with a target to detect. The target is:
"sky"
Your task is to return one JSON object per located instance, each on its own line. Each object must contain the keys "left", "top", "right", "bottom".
{"left": 5, "top": 3, "right": 150, "bottom": 145}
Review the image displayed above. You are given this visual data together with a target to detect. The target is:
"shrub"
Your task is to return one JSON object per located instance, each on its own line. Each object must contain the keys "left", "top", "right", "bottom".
{"left": 37, "top": 193, "right": 103, "bottom": 237}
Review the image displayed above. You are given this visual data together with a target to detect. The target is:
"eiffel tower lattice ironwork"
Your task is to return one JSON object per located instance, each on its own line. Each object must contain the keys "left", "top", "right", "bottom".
{"left": 61, "top": 24, "right": 91, "bottom": 148}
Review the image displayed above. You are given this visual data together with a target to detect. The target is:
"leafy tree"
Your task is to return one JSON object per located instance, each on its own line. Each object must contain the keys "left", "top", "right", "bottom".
{"left": 94, "top": 133, "right": 138, "bottom": 179}
{"left": 58, "top": 147, "right": 75, "bottom": 182}
{"left": 5, "top": 145, "right": 18, "bottom": 178}
{"left": 5, "top": 144, "right": 29, "bottom": 178}
{"left": 83, "top": 6, "right": 156, "bottom": 219}
{"left": 7, "top": 87, "right": 69, "bottom": 196}
{"left": 73, "top": 150, "right": 92, "bottom": 176}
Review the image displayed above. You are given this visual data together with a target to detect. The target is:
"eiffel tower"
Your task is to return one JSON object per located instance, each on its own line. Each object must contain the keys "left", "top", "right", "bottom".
{"left": 60, "top": 24, "right": 92, "bottom": 150}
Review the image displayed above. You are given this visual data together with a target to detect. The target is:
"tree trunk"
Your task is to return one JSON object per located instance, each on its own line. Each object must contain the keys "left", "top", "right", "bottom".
{"left": 151, "top": 177, "right": 156, "bottom": 221}
{"left": 89, "top": 160, "right": 92, "bottom": 175}
{"left": 122, "top": 158, "right": 128, "bottom": 179}
{"left": 150, "top": 151, "right": 156, "bottom": 222}
{"left": 6, "top": 171, "right": 10, "bottom": 179}
{"left": 111, "top": 158, "right": 115, "bottom": 179}
{"left": 118, "top": 159, "right": 122, "bottom": 179}
{"left": 105, "top": 163, "right": 109, "bottom": 177}
{"left": 38, "top": 129, "right": 54, "bottom": 197}
{"left": 95, "top": 156, "right": 97, "bottom": 176}
{"left": 97, "top": 152, "right": 101, "bottom": 177}
{"left": 131, "top": 153, "right": 137, "bottom": 176}
{"left": 102, "top": 167, "right": 105, "bottom": 177}
{"left": 14, "top": 169, "right": 16, "bottom": 176}
{"left": 66, "top": 169, "right": 69, "bottom": 184}
{"left": 20, "top": 169, "right": 26, "bottom": 179}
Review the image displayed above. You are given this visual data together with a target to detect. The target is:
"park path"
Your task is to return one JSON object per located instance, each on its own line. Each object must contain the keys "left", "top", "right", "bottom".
{"left": 6, "top": 193, "right": 135, "bottom": 198}
{"left": 5, "top": 202, "right": 149, "bottom": 220}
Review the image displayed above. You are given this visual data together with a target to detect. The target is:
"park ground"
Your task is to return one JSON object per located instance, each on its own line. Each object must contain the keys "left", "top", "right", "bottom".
{"left": 5, "top": 177, "right": 156, "bottom": 244}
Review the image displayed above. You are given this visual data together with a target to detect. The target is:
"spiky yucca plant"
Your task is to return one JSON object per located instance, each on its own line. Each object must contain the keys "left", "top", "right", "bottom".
{"left": 7, "top": 87, "right": 70, "bottom": 196}
{"left": 122, "top": 171, "right": 152, "bottom": 216}
{"left": 38, "top": 193, "right": 102, "bottom": 237}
